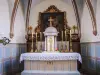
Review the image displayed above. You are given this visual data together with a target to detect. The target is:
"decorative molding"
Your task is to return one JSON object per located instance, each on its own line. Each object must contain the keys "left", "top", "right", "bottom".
{"left": 85, "top": 0, "right": 97, "bottom": 36}
{"left": 44, "top": 5, "right": 61, "bottom": 13}
{"left": 10, "top": 0, "right": 20, "bottom": 38}
{"left": 71, "top": 0, "right": 81, "bottom": 38}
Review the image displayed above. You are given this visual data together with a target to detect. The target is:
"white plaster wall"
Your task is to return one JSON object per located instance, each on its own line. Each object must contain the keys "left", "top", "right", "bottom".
{"left": 29, "top": 0, "right": 77, "bottom": 30}
{"left": 0, "top": 0, "right": 26, "bottom": 43}
{"left": 10, "top": 2, "right": 26, "bottom": 43}
{"left": 0, "top": 0, "right": 10, "bottom": 38}
{"left": 80, "top": 0, "right": 100, "bottom": 42}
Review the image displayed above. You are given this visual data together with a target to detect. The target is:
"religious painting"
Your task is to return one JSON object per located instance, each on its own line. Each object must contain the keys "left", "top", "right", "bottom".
{"left": 35, "top": 5, "right": 69, "bottom": 41}
{"left": 40, "top": 12, "right": 64, "bottom": 32}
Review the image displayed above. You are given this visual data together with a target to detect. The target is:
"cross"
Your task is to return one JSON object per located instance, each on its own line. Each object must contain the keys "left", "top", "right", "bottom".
{"left": 48, "top": 16, "right": 54, "bottom": 27}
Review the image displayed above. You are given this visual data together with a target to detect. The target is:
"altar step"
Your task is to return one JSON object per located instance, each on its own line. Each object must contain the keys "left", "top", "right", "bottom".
{"left": 21, "top": 70, "right": 80, "bottom": 75}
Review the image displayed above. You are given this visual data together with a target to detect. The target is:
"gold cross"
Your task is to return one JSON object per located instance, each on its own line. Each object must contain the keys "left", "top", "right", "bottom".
{"left": 48, "top": 16, "right": 54, "bottom": 27}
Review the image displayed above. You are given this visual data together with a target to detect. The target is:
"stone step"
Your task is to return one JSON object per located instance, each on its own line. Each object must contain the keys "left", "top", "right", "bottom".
{"left": 21, "top": 70, "right": 80, "bottom": 75}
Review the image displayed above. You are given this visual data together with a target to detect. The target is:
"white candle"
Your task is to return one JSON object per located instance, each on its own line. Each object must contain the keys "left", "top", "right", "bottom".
{"left": 65, "top": 30, "right": 66, "bottom": 41}
{"left": 70, "top": 29, "right": 71, "bottom": 38}
{"left": 40, "top": 32, "right": 42, "bottom": 41}
{"left": 62, "top": 31, "right": 63, "bottom": 41}
{"left": 36, "top": 32, "right": 37, "bottom": 41}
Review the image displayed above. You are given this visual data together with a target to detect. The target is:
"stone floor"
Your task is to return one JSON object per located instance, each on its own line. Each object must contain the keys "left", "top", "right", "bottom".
{"left": 16, "top": 73, "right": 86, "bottom": 75}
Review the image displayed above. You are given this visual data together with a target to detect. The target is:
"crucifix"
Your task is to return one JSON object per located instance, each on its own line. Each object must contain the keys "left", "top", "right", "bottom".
{"left": 48, "top": 16, "right": 54, "bottom": 27}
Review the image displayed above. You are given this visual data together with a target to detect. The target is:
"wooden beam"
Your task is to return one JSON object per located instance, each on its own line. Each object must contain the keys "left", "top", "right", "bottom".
{"left": 86, "top": 0, "right": 97, "bottom": 36}
{"left": 71, "top": 0, "right": 81, "bottom": 38}
{"left": 10, "top": 0, "right": 20, "bottom": 38}
{"left": 25, "top": 0, "right": 32, "bottom": 34}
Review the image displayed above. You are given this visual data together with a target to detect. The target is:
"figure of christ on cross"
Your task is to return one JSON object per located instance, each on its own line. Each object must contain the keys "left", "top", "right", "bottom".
{"left": 48, "top": 16, "right": 54, "bottom": 27}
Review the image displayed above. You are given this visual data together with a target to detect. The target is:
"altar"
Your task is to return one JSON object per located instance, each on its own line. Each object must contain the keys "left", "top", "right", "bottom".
{"left": 22, "top": 5, "right": 82, "bottom": 75}
{"left": 20, "top": 53, "right": 82, "bottom": 75}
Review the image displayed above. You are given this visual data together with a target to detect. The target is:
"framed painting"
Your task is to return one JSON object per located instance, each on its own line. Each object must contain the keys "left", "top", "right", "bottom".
{"left": 35, "top": 5, "right": 69, "bottom": 41}
{"left": 40, "top": 12, "right": 64, "bottom": 32}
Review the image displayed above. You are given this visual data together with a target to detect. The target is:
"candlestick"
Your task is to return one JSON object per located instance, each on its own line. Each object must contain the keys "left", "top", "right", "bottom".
{"left": 62, "top": 31, "right": 63, "bottom": 42}
{"left": 65, "top": 30, "right": 68, "bottom": 52}
{"left": 65, "top": 30, "right": 66, "bottom": 41}
{"left": 40, "top": 32, "right": 42, "bottom": 51}
{"left": 70, "top": 29, "right": 71, "bottom": 38}
{"left": 30, "top": 30, "right": 33, "bottom": 52}
{"left": 35, "top": 32, "right": 38, "bottom": 52}
{"left": 70, "top": 29, "right": 73, "bottom": 52}
{"left": 36, "top": 32, "right": 37, "bottom": 41}
{"left": 61, "top": 31, "right": 63, "bottom": 50}
{"left": 40, "top": 32, "right": 42, "bottom": 41}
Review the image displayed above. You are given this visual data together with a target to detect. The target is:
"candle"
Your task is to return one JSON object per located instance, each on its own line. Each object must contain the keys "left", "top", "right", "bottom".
{"left": 31, "top": 30, "right": 33, "bottom": 43}
{"left": 62, "top": 31, "right": 63, "bottom": 41}
{"left": 36, "top": 32, "right": 37, "bottom": 42}
{"left": 70, "top": 29, "right": 72, "bottom": 46}
{"left": 70, "top": 29, "right": 72, "bottom": 38}
{"left": 40, "top": 32, "right": 42, "bottom": 41}
{"left": 35, "top": 32, "right": 38, "bottom": 52}
{"left": 65, "top": 30, "right": 66, "bottom": 41}
{"left": 30, "top": 30, "right": 33, "bottom": 52}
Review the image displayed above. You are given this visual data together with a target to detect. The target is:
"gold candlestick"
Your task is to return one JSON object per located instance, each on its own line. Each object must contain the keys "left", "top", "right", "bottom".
{"left": 40, "top": 32, "right": 42, "bottom": 41}
{"left": 65, "top": 30, "right": 68, "bottom": 52}
{"left": 62, "top": 31, "right": 63, "bottom": 42}
{"left": 61, "top": 31, "right": 63, "bottom": 50}
{"left": 30, "top": 30, "right": 33, "bottom": 52}
{"left": 70, "top": 29, "right": 73, "bottom": 52}
{"left": 36, "top": 32, "right": 37, "bottom": 42}
{"left": 40, "top": 32, "right": 42, "bottom": 51}
{"left": 35, "top": 32, "right": 38, "bottom": 52}
{"left": 65, "top": 30, "right": 66, "bottom": 41}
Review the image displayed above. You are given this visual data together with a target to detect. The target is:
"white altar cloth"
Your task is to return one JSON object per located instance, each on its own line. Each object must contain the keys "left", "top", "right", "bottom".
{"left": 20, "top": 53, "right": 82, "bottom": 63}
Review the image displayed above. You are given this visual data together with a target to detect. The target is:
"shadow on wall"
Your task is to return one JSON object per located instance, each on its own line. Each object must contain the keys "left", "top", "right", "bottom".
{"left": 0, "top": 43, "right": 26, "bottom": 75}
{"left": 81, "top": 42, "right": 100, "bottom": 75}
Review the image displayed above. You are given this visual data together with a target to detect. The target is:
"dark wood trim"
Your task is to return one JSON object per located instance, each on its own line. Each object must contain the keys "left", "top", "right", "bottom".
{"left": 86, "top": 0, "right": 97, "bottom": 36}
{"left": 10, "top": 0, "right": 20, "bottom": 38}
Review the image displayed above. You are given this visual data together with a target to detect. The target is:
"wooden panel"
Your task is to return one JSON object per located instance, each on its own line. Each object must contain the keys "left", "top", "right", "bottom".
{"left": 31, "top": 61, "right": 38, "bottom": 70}
{"left": 24, "top": 60, "right": 31, "bottom": 70}
{"left": 63, "top": 61, "right": 70, "bottom": 71}
{"left": 70, "top": 60, "right": 77, "bottom": 71}
{"left": 24, "top": 60, "right": 77, "bottom": 71}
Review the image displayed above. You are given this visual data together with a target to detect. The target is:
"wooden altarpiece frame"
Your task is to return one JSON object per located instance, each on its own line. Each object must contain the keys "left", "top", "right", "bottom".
{"left": 35, "top": 5, "right": 70, "bottom": 41}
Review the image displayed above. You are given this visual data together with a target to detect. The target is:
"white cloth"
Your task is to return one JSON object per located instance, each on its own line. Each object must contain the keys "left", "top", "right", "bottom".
{"left": 20, "top": 53, "right": 82, "bottom": 63}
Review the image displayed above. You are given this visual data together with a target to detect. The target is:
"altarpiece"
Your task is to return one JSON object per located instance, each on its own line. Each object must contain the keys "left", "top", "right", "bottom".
{"left": 27, "top": 5, "right": 80, "bottom": 53}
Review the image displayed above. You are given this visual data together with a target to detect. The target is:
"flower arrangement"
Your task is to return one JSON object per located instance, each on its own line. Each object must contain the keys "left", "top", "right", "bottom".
{"left": 55, "top": 48, "right": 60, "bottom": 52}
{"left": 55, "top": 48, "right": 58, "bottom": 51}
